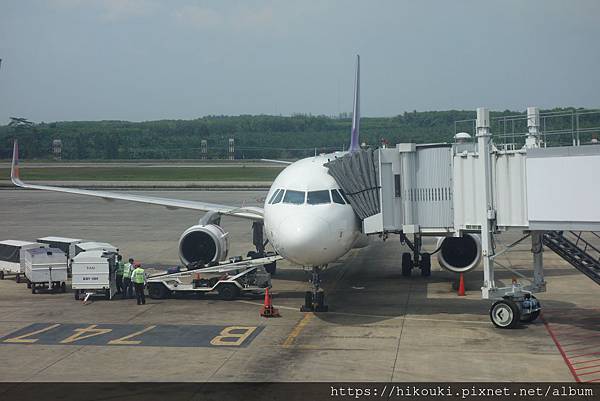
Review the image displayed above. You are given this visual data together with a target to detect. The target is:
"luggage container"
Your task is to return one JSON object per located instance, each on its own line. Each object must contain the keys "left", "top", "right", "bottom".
{"left": 70, "top": 241, "right": 118, "bottom": 259}
{"left": 23, "top": 247, "right": 68, "bottom": 293}
{"left": 37, "top": 236, "right": 83, "bottom": 261}
{"left": 71, "top": 250, "right": 117, "bottom": 300}
{"left": 0, "top": 240, "right": 48, "bottom": 282}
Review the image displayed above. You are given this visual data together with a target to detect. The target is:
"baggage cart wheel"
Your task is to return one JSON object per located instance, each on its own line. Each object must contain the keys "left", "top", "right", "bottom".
{"left": 218, "top": 283, "right": 239, "bottom": 301}
{"left": 31, "top": 285, "right": 36, "bottom": 294}
{"left": 105, "top": 289, "right": 111, "bottom": 300}
{"left": 0, "top": 271, "right": 4, "bottom": 280}
{"left": 420, "top": 253, "right": 431, "bottom": 277}
{"left": 148, "top": 283, "right": 169, "bottom": 299}
{"left": 74, "top": 290, "right": 80, "bottom": 301}
{"left": 27, "top": 282, "right": 31, "bottom": 289}
{"left": 16, "top": 274, "right": 21, "bottom": 283}
{"left": 490, "top": 299, "right": 521, "bottom": 329}
{"left": 265, "top": 261, "right": 277, "bottom": 275}
{"left": 401, "top": 252, "right": 413, "bottom": 277}
{"left": 61, "top": 282, "right": 67, "bottom": 293}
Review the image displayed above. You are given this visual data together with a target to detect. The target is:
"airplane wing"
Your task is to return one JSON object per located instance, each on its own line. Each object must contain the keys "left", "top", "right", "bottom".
{"left": 260, "top": 159, "right": 292, "bottom": 165}
{"left": 10, "top": 141, "right": 264, "bottom": 221}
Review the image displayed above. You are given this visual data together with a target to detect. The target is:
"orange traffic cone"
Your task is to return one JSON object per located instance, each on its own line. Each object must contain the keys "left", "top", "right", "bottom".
{"left": 458, "top": 273, "right": 466, "bottom": 296}
{"left": 260, "top": 288, "right": 280, "bottom": 318}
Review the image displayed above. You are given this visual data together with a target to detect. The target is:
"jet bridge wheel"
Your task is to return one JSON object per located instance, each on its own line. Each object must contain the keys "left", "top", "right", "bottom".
{"left": 520, "top": 295, "right": 541, "bottom": 323}
{"left": 401, "top": 252, "right": 413, "bottom": 277}
{"left": 490, "top": 298, "right": 521, "bottom": 329}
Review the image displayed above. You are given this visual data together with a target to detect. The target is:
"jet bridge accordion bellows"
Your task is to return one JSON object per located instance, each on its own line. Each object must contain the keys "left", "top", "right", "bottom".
{"left": 324, "top": 149, "right": 380, "bottom": 220}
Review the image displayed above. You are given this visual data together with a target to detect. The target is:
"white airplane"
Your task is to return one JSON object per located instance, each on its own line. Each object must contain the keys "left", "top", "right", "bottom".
{"left": 10, "top": 55, "right": 479, "bottom": 311}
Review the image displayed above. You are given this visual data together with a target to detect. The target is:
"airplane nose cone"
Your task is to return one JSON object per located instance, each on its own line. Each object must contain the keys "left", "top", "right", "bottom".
{"left": 276, "top": 214, "right": 332, "bottom": 265}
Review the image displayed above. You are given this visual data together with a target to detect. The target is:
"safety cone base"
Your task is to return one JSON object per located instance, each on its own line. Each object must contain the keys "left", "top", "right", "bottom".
{"left": 260, "top": 305, "right": 281, "bottom": 318}
{"left": 260, "top": 288, "right": 281, "bottom": 318}
{"left": 458, "top": 273, "right": 466, "bottom": 296}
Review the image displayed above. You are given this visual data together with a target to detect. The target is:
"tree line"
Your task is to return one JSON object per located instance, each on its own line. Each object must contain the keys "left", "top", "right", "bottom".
{"left": 0, "top": 108, "right": 597, "bottom": 160}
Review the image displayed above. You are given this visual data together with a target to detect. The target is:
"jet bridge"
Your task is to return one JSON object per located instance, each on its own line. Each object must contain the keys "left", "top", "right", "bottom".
{"left": 326, "top": 107, "right": 600, "bottom": 328}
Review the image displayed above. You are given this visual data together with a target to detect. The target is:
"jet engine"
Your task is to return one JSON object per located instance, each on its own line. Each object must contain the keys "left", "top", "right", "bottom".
{"left": 436, "top": 234, "right": 481, "bottom": 273}
{"left": 178, "top": 224, "right": 229, "bottom": 266}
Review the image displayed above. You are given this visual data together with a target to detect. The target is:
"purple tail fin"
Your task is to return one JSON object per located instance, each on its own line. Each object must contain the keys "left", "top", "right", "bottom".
{"left": 348, "top": 55, "right": 360, "bottom": 152}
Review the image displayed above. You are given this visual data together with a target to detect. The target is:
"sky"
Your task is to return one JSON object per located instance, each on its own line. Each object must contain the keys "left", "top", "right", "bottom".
{"left": 0, "top": 0, "right": 599, "bottom": 123}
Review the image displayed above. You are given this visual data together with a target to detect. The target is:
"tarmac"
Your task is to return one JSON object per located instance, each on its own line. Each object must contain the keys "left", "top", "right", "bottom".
{"left": 0, "top": 189, "right": 599, "bottom": 382}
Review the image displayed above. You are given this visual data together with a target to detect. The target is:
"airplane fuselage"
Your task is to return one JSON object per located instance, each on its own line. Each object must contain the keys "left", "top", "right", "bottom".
{"left": 263, "top": 152, "right": 365, "bottom": 266}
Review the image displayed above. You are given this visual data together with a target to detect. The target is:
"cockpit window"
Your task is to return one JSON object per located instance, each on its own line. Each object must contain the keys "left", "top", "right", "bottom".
{"left": 268, "top": 189, "right": 281, "bottom": 204}
{"left": 282, "top": 190, "right": 305, "bottom": 204}
{"left": 338, "top": 189, "right": 351, "bottom": 204}
{"left": 307, "top": 190, "right": 331, "bottom": 205}
{"left": 331, "top": 189, "right": 345, "bottom": 205}
{"left": 271, "top": 189, "right": 285, "bottom": 205}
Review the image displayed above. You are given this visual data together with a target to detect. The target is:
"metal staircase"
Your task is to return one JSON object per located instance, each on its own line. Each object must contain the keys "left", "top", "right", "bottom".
{"left": 543, "top": 231, "right": 600, "bottom": 285}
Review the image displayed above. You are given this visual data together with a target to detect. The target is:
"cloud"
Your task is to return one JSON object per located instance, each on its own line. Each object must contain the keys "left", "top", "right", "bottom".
{"left": 173, "top": 5, "right": 223, "bottom": 29}
{"left": 51, "top": 0, "right": 159, "bottom": 21}
{"left": 172, "top": 4, "right": 274, "bottom": 32}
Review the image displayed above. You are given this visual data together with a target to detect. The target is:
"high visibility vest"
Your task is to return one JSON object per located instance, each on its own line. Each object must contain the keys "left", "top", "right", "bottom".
{"left": 123, "top": 263, "right": 133, "bottom": 279}
{"left": 116, "top": 261, "right": 125, "bottom": 275}
{"left": 132, "top": 268, "right": 145, "bottom": 284}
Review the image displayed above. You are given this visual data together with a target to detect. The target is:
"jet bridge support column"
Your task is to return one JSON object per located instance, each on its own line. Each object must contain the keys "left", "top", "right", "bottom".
{"left": 531, "top": 231, "right": 546, "bottom": 292}
{"left": 477, "top": 108, "right": 497, "bottom": 299}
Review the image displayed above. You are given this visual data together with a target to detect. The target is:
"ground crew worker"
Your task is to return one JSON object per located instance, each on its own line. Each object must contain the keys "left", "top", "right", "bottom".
{"left": 131, "top": 262, "right": 146, "bottom": 305}
{"left": 122, "top": 258, "right": 134, "bottom": 299}
{"left": 115, "top": 254, "right": 125, "bottom": 294}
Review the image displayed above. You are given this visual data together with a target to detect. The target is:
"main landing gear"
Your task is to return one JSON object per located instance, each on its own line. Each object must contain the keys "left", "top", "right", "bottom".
{"left": 490, "top": 293, "right": 541, "bottom": 329}
{"left": 301, "top": 266, "right": 328, "bottom": 312}
{"left": 400, "top": 233, "right": 431, "bottom": 277}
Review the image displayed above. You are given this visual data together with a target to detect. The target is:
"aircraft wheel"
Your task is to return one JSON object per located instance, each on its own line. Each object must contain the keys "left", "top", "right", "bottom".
{"left": 490, "top": 299, "right": 521, "bottom": 329}
{"left": 420, "top": 253, "right": 431, "bottom": 277}
{"left": 401, "top": 252, "right": 413, "bottom": 277}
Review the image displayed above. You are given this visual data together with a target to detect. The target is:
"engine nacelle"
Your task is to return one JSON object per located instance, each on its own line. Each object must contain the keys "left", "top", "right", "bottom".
{"left": 178, "top": 224, "right": 229, "bottom": 266}
{"left": 436, "top": 234, "right": 482, "bottom": 273}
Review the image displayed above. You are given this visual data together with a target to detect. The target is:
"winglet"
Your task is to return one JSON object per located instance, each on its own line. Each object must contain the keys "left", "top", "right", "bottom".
{"left": 348, "top": 54, "right": 360, "bottom": 153}
{"left": 11, "top": 139, "right": 23, "bottom": 186}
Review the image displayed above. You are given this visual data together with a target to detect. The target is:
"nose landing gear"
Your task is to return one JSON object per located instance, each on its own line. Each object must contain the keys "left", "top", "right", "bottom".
{"left": 301, "top": 266, "right": 329, "bottom": 312}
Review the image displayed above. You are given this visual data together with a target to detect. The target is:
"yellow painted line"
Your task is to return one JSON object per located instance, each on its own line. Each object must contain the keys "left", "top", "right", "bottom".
{"left": 3, "top": 324, "right": 61, "bottom": 343}
{"left": 108, "top": 325, "right": 157, "bottom": 345}
{"left": 282, "top": 313, "right": 314, "bottom": 348}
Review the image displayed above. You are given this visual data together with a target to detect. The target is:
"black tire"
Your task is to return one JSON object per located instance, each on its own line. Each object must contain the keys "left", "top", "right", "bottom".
{"left": 490, "top": 299, "right": 521, "bottom": 329}
{"left": 27, "top": 282, "right": 31, "bottom": 289}
{"left": 0, "top": 271, "right": 4, "bottom": 280}
{"left": 16, "top": 274, "right": 20, "bottom": 283}
{"left": 264, "top": 261, "right": 277, "bottom": 275}
{"left": 74, "top": 290, "right": 80, "bottom": 301}
{"left": 218, "top": 284, "right": 239, "bottom": 301}
{"left": 304, "top": 291, "right": 313, "bottom": 309}
{"left": 105, "top": 288, "right": 111, "bottom": 300}
{"left": 148, "top": 283, "right": 169, "bottom": 299}
{"left": 31, "top": 285, "right": 36, "bottom": 294}
{"left": 401, "top": 252, "right": 413, "bottom": 277}
{"left": 420, "top": 253, "right": 431, "bottom": 277}
{"left": 520, "top": 295, "right": 541, "bottom": 323}
{"left": 61, "top": 282, "right": 67, "bottom": 293}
